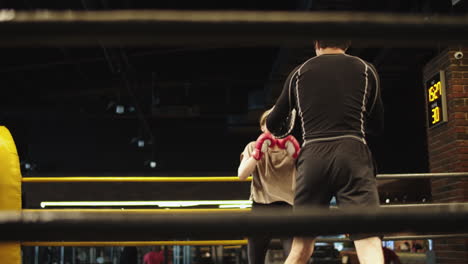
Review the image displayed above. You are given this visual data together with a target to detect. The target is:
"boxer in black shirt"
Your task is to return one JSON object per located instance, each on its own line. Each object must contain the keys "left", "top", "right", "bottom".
{"left": 267, "top": 40, "right": 384, "bottom": 264}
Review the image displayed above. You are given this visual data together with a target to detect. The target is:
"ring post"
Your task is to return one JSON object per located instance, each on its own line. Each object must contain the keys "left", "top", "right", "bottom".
{"left": 0, "top": 126, "right": 22, "bottom": 264}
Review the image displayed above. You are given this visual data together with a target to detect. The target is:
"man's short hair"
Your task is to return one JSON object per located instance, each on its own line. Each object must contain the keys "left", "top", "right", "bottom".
{"left": 315, "top": 40, "right": 351, "bottom": 51}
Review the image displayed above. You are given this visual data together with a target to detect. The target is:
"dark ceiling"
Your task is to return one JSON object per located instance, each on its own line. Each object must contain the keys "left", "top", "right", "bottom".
{"left": 0, "top": 0, "right": 465, "bottom": 179}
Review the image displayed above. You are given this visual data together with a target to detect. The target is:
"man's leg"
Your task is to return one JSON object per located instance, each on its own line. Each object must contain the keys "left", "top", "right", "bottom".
{"left": 289, "top": 144, "right": 329, "bottom": 264}
{"left": 333, "top": 140, "right": 384, "bottom": 264}
{"left": 284, "top": 237, "right": 315, "bottom": 264}
{"left": 354, "top": 236, "right": 384, "bottom": 264}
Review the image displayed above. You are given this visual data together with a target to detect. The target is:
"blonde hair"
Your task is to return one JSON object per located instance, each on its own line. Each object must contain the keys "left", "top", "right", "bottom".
{"left": 259, "top": 108, "right": 273, "bottom": 128}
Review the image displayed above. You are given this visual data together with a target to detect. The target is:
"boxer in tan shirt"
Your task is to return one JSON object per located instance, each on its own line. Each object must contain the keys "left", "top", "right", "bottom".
{"left": 238, "top": 109, "right": 300, "bottom": 264}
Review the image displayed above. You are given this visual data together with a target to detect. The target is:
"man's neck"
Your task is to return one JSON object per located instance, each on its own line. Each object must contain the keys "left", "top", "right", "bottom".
{"left": 319, "top": 48, "right": 345, "bottom": 55}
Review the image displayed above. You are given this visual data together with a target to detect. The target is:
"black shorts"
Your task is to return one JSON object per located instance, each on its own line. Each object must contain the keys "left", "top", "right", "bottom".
{"left": 294, "top": 138, "right": 380, "bottom": 240}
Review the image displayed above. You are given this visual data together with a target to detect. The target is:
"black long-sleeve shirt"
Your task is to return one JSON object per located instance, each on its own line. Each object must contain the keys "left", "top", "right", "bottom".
{"left": 266, "top": 53, "right": 383, "bottom": 145}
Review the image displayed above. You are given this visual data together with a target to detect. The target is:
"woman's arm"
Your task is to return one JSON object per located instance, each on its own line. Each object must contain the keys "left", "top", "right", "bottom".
{"left": 237, "top": 154, "right": 257, "bottom": 181}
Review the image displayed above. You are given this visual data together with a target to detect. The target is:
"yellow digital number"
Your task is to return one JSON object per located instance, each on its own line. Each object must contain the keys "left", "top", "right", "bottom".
{"left": 432, "top": 107, "right": 440, "bottom": 124}
{"left": 428, "top": 81, "right": 441, "bottom": 102}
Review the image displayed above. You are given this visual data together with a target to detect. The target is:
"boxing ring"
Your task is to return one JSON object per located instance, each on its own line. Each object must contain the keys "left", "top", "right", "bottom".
{"left": 0, "top": 8, "right": 467, "bottom": 264}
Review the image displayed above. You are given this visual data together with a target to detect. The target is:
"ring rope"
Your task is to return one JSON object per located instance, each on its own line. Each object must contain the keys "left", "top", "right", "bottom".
{"left": 20, "top": 233, "right": 468, "bottom": 247}
{"left": 20, "top": 172, "right": 468, "bottom": 183}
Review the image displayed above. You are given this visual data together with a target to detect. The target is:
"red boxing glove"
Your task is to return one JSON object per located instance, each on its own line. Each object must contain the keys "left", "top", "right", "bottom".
{"left": 277, "top": 135, "right": 301, "bottom": 158}
{"left": 251, "top": 133, "right": 276, "bottom": 161}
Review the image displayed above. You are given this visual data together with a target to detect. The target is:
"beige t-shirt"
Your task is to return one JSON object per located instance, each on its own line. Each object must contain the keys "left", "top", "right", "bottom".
{"left": 241, "top": 141, "right": 296, "bottom": 205}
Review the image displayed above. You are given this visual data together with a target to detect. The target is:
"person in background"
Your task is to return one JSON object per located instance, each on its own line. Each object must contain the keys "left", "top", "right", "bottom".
{"left": 144, "top": 246, "right": 165, "bottom": 264}
{"left": 382, "top": 246, "right": 401, "bottom": 264}
{"left": 120, "top": 246, "right": 138, "bottom": 264}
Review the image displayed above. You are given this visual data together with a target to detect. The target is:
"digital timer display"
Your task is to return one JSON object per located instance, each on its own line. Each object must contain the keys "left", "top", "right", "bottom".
{"left": 426, "top": 71, "right": 447, "bottom": 128}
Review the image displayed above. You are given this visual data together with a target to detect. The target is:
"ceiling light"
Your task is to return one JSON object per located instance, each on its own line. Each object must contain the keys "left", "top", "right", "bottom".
{"left": 115, "top": 105, "right": 125, "bottom": 114}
